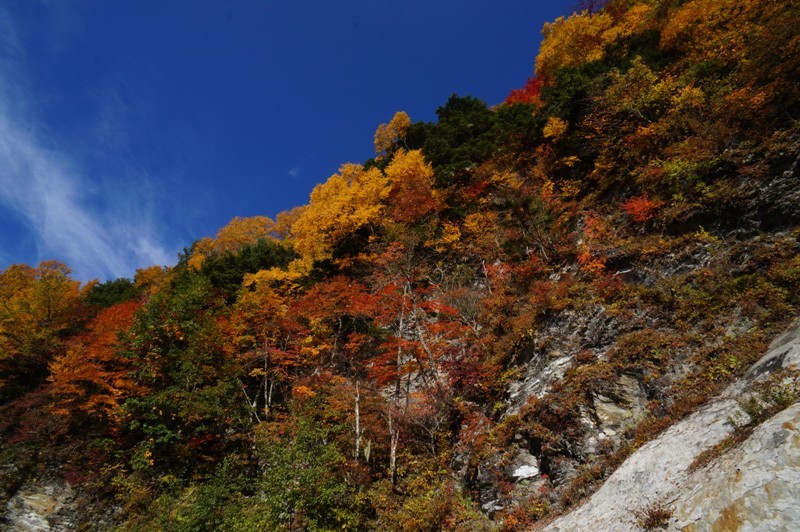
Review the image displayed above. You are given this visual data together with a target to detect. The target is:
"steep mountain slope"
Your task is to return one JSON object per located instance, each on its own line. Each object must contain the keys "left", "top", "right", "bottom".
{"left": 1, "top": 0, "right": 799, "bottom": 530}
{"left": 546, "top": 319, "right": 800, "bottom": 530}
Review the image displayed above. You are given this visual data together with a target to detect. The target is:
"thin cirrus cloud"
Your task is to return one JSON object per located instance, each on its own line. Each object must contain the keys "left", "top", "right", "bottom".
{"left": 0, "top": 101, "right": 174, "bottom": 281}
{"left": 0, "top": 9, "right": 174, "bottom": 282}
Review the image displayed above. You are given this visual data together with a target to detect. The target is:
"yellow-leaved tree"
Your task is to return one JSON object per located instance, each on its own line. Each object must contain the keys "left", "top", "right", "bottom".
{"left": 133, "top": 265, "right": 170, "bottom": 297}
{"left": 0, "top": 261, "right": 85, "bottom": 401}
{"left": 188, "top": 215, "right": 275, "bottom": 270}
{"left": 374, "top": 111, "right": 412, "bottom": 157}
{"left": 384, "top": 149, "right": 438, "bottom": 225}
{"left": 535, "top": 4, "right": 653, "bottom": 81}
{"left": 536, "top": 11, "right": 614, "bottom": 80}
{"left": 290, "top": 163, "right": 389, "bottom": 270}
{"left": 660, "top": 0, "right": 798, "bottom": 77}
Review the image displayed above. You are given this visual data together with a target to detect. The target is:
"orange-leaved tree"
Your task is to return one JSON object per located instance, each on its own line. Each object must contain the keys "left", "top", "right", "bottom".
{"left": 289, "top": 276, "right": 378, "bottom": 462}
{"left": 49, "top": 300, "right": 144, "bottom": 425}
{"left": 225, "top": 269, "right": 303, "bottom": 421}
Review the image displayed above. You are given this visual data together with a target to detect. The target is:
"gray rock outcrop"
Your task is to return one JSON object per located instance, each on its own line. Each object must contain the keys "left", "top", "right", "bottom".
{"left": 2, "top": 481, "right": 74, "bottom": 531}
{"left": 546, "top": 319, "right": 800, "bottom": 531}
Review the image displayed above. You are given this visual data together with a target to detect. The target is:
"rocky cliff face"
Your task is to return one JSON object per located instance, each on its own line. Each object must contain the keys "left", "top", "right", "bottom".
{"left": 2, "top": 481, "right": 74, "bottom": 531}
{"left": 545, "top": 319, "right": 800, "bottom": 531}
{"left": 456, "top": 217, "right": 800, "bottom": 525}
{"left": 674, "top": 404, "right": 800, "bottom": 531}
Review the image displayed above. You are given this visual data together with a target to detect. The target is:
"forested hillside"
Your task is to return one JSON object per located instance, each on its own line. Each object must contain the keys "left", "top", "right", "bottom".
{"left": 2, "top": 0, "right": 799, "bottom": 529}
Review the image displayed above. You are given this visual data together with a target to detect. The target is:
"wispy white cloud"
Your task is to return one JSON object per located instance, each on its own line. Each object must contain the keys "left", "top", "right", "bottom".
{"left": 288, "top": 166, "right": 301, "bottom": 177}
{"left": 0, "top": 6, "right": 175, "bottom": 281}
{"left": 0, "top": 103, "right": 172, "bottom": 280}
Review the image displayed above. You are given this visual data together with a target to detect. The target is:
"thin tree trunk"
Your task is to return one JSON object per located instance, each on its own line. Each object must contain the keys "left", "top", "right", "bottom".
{"left": 266, "top": 378, "right": 274, "bottom": 419}
{"left": 263, "top": 348, "right": 270, "bottom": 419}
{"left": 389, "top": 408, "right": 399, "bottom": 486}
{"left": 482, "top": 260, "right": 492, "bottom": 296}
{"left": 390, "top": 300, "right": 406, "bottom": 486}
{"left": 354, "top": 380, "right": 361, "bottom": 461}
{"left": 238, "top": 378, "right": 261, "bottom": 424}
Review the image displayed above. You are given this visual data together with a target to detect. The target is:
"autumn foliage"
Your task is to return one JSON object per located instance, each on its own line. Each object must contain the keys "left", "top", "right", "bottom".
{"left": 622, "top": 194, "right": 665, "bottom": 223}
{"left": 2, "top": 1, "right": 800, "bottom": 529}
{"left": 49, "top": 300, "right": 143, "bottom": 422}
{"left": 505, "top": 76, "right": 543, "bottom": 106}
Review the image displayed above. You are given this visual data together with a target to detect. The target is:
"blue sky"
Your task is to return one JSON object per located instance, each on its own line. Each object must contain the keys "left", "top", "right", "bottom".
{"left": 0, "top": 0, "right": 575, "bottom": 282}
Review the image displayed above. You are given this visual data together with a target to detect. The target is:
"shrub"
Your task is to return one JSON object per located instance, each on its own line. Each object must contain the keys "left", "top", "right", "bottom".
{"left": 622, "top": 194, "right": 664, "bottom": 223}
{"left": 632, "top": 500, "right": 673, "bottom": 530}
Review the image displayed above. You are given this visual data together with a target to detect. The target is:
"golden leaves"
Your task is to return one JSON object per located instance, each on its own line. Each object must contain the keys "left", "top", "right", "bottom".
{"left": 134, "top": 265, "right": 169, "bottom": 297}
{"left": 425, "top": 221, "right": 461, "bottom": 253}
{"left": 604, "top": 57, "right": 677, "bottom": 121}
{"left": 290, "top": 163, "right": 389, "bottom": 266}
{"left": 374, "top": 111, "right": 412, "bottom": 156}
{"left": 291, "top": 384, "right": 316, "bottom": 399}
{"left": 187, "top": 252, "right": 208, "bottom": 271}
{"left": 0, "top": 261, "right": 82, "bottom": 346}
{"left": 187, "top": 216, "right": 276, "bottom": 271}
{"left": 535, "top": 4, "right": 655, "bottom": 81}
{"left": 660, "top": 0, "right": 759, "bottom": 66}
{"left": 385, "top": 149, "right": 439, "bottom": 224}
{"left": 536, "top": 11, "right": 614, "bottom": 80}
{"left": 543, "top": 117, "right": 569, "bottom": 139}
{"left": 216, "top": 216, "right": 275, "bottom": 251}
{"left": 601, "top": 4, "right": 654, "bottom": 45}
